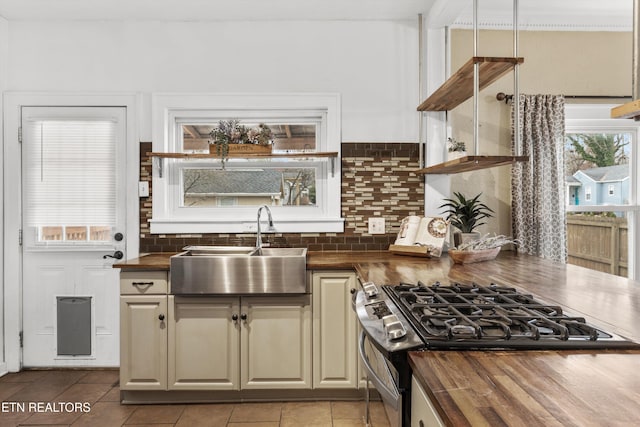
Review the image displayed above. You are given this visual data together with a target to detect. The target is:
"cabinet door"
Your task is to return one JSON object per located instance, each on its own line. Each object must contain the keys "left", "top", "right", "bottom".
{"left": 120, "top": 295, "right": 167, "bottom": 390}
{"left": 312, "top": 271, "right": 358, "bottom": 389}
{"left": 240, "top": 295, "right": 312, "bottom": 389}
{"left": 168, "top": 296, "right": 240, "bottom": 390}
{"left": 411, "top": 376, "right": 445, "bottom": 427}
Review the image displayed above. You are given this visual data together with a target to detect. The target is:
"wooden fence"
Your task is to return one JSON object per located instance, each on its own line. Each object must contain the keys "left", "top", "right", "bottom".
{"left": 566, "top": 215, "right": 628, "bottom": 277}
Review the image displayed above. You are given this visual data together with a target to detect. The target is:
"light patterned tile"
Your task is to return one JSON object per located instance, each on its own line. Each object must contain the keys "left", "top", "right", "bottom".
{"left": 229, "top": 402, "right": 282, "bottom": 423}
{"left": 70, "top": 401, "right": 136, "bottom": 427}
{"left": 331, "top": 401, "right": 365, "bottom": 419}
{"left": 175, "top": 403, "right": 234, "bottom": 427}
{"left": 280, "top": 401, "right": 332, "bottom": 426}
{"left": 125, "top": 404, "right": 185, "bottom": 424}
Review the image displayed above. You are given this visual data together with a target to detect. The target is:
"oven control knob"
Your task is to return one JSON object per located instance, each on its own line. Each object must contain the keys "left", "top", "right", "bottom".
{"left": 382, "top": 314, "right": 407, "bottom": 340}
{"left": 362, "top": 282, "right": 379, "bottom": 298}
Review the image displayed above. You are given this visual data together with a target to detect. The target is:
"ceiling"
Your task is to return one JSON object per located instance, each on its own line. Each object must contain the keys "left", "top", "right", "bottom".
{"left": 0, "top": 0, "right": 633, "bottom": 30}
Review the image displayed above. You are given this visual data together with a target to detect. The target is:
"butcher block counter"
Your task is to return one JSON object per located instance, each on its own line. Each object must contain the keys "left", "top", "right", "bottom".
{"left": 116, "top": 250, "right": 640, "bottom": 425}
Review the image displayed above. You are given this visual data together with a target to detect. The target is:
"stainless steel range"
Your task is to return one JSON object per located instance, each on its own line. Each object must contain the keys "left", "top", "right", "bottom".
{"left": 355, "top": 280, "right": 640, "bottom": 427}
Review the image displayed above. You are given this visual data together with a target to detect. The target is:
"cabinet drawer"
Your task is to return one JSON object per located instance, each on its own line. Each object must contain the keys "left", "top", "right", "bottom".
{"left": 120, "top": 271, "right": 168, "bottom": 295}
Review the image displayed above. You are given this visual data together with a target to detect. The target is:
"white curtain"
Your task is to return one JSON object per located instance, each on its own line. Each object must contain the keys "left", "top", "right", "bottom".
{"left": 511, "top": 94, "right": 567, "bottom": 262}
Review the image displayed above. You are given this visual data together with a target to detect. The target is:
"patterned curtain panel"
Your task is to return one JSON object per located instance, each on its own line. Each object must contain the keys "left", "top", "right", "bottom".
{"left": 511, "top": 94, "right": 567, "bottom": 262}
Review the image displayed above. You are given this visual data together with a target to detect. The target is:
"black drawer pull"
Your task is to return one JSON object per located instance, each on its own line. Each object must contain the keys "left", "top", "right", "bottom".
{"left": 131, "top": 281, "right": 154, "bottom": 286}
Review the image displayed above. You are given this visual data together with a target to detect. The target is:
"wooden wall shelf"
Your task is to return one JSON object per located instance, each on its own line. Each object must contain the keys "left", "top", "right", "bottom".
{"left": 415, "top": 155, "right": 528, "bottom": 175}
{"left": 148, "top": 151, "right": 339, "bottom": 178}
{"left": 611, "top": 100, "right": 640, "bottom": 119}
{"left": 148, "top": 151, "right": 338, "bottom": 159}
{"left": 417, "top": 56, "right": 524, "bottom": 112}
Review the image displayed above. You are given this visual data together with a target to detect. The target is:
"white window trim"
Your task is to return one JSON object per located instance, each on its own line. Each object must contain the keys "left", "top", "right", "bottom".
{"left": 150, "top": 93, "right": 344, "bottom": 233}
{"left": 585, "top": 186, "right": 592, "bottom": 202}
{"left": 565, "top": 104, "right": 639, "bottom": 281}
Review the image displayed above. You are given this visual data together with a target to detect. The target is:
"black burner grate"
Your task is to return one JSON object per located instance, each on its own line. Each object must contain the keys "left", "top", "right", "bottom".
{"left": 382, "top": 281, "right": 637, "bottom": 349}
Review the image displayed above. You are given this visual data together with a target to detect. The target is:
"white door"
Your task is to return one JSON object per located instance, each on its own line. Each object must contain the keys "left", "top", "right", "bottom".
{"left": 21, "top": 106, "right": 127, "bottom": 367}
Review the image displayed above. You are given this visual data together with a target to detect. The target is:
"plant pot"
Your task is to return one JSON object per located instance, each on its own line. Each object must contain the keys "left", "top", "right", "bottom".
{"left": 447, "top": 151, "right": 467, "bottom": 161}
{"left": 209, "top": 144, "right": 272, "bottom": 156}
{"left": 449, "top": 247, "right": 501, "bottom": 264}
{"left": 453, "top": 231, "right": 480, "bottom": 248}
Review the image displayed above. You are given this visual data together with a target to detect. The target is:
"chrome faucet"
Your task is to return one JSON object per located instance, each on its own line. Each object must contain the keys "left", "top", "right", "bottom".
{"left": 256, "top": 205, "right": 274, "bottom": 250}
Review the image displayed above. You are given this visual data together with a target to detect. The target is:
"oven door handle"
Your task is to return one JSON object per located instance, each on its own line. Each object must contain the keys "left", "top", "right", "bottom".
{"left": 358, "top": 330, "right": 400, "bottom": 410}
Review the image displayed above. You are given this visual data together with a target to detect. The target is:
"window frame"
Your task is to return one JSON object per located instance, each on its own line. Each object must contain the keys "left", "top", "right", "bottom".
{"left": 565, "top": 104, "right": 640, "bottom": 280}
{"left": 565, "top": 115, "right": 637, "bottom": 213}
{"left": 150, "top": 93, "right": 344, "bottom": 234}
{"left": 584, "top": 186, "right": 592, "bottom": 202}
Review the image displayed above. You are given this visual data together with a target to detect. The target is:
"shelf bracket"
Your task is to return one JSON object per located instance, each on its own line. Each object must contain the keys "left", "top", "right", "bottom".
{"left": 154, "top": 157, "right": 164, "bottom": 178}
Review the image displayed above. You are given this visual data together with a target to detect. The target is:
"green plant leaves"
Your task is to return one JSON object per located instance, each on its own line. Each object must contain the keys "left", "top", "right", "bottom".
{"left": 438, "top": 192, "right": 494, "bottom": 233}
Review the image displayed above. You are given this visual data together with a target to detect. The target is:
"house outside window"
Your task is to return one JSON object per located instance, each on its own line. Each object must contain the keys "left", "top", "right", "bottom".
{"left": 150, "top": 94, "right": 343, "bottom": 234}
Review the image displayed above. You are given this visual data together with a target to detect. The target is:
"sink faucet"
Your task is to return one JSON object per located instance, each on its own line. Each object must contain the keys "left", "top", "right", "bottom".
{"left": 256, "top": 205, "right": 274, "bottom": 250}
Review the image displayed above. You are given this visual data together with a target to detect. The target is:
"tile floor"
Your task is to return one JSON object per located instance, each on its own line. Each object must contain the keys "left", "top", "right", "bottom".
{"left": 0, "top": 369, "right": 391, "bottom": 426}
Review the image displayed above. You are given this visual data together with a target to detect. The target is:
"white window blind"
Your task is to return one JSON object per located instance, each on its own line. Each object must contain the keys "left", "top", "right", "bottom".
{"left": 23, "top": 120, "right": 117, "bottom": 227}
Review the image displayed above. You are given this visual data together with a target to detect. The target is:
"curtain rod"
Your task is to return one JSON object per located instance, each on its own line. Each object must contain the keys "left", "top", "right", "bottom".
{"left": 495, "top": 92, "right": 632, "bottom": 104}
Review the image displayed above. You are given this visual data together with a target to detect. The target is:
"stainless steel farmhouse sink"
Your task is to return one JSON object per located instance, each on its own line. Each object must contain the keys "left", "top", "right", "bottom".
{"left": 170, "top": 246, "right": 308, "bottom": 294}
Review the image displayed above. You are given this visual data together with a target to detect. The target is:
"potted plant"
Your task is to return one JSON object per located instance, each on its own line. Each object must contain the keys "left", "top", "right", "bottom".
{"left": 439, "top": 192, "right": 494, "bottom": 247}
{"left": 447, "top": 137, "right": 467, "bottom": 160}
{"left": 209, "top": 119, "right": 273, "bottom": 167}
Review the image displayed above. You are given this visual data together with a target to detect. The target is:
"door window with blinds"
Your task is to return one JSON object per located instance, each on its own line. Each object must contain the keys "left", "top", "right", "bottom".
{"left": 22, "top": 110, "right": 119, "bottom": 246}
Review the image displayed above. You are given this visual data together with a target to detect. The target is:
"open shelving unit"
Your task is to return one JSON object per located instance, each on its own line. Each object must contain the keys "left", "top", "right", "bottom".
{"left": 415, "top": 155, "right": 528, "bottom": 175}
{"left": 611, "top": 99, "right": 640, "bottom": 119}
{"left": 147, "top": 151, "right": 338, "bottom": 160}
{"left": 147, "top": 151, "right": 340, "bottom": 177}
{"left": 416, "top": 0, "right": 527, "bottom": 175}
{"left": 417, "top": 56, "right": 524, "bottom": 112}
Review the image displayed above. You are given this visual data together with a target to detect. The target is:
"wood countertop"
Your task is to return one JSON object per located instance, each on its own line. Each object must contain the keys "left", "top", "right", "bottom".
{"left": 409, "top": 349, "right": 640, "bottom": 426}
{"left": 114, "top": 252, "right": 177, "bottom": 270}
{"left": 116, "top": 250, "right": 640, "bottom": 425}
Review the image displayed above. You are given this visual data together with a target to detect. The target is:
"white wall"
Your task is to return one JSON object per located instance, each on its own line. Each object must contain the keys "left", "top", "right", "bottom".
{"left": 6, "top": 20, "right": 421, "bottom": 142}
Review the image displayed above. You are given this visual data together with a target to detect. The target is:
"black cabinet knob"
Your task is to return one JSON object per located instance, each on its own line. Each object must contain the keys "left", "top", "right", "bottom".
{"left": 240, "top": 313, "right": 248, "bottom": 321}
{"left": 232, "top": 314, "right": 239, "bottom": 321}
{"left": 158, "top": 314, "right": 165, "bottom": 321}
{"left": 114, "top": 232, "right": 124, "bottom": 241}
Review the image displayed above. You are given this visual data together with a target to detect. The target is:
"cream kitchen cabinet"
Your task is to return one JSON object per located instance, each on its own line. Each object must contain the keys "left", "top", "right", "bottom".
{"left": 119, "top": 270, "right": 168, "bottom": 391}
{"left": 241, "top": 295, "right": 312, "bottom": 389}
{"left": 311, "top": 270, "right": 358, "bottom": 389}
{"left": 168, "top": 296, "right": 240, "bottom": 390}
{"left": 168, "top": 295, "right": 312, "bottom": 391}
{"left": 411, "top": 376, "right": 445, "bottom": 427}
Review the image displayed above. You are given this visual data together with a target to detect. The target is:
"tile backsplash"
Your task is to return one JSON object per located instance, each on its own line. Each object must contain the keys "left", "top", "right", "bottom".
{"left": 139, "top": 142, "right": 424, "bottom": 252}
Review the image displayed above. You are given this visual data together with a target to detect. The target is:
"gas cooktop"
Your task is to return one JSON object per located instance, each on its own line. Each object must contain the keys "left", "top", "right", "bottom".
{"left": 382, "top": 281, "right": 640, "bottom": 350}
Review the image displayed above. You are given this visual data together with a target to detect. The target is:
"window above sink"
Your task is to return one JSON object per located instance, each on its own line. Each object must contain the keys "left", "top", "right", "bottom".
{"left": 150, "top": 93, "right": 344, "bottom": 234}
